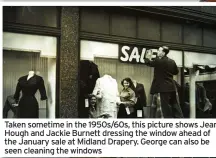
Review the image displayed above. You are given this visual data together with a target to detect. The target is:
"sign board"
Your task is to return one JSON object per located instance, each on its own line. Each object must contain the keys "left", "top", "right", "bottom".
{"left": 118, "top": 44, "right": 158, "bottom": 64}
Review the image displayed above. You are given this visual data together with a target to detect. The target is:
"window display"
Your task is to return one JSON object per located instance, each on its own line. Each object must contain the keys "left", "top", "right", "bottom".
{"left": 184, "top": 65, "right": 216, "bottom": 118}
{"left": 93, "top": 74, "right": 120, "bottom": 118}
{"left": 79, "top": 40, "right": 183, "bottom": 119}
{"left": 184, "top": 51, "right": 216, "bottom": 118}
{"left": 133, "top": 80, "right": 147, "bottom": 118}
{"left": 13, "top": 71, "right": 48, "bottom": 118}
{"left": 3, "top": 32, "right": 57, "bottom": 119}
{"left": 79, "top": 60, "right": 100, "bottom": 118}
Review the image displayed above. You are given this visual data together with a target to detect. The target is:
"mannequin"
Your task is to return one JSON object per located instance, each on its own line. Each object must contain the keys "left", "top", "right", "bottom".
{"left": 92, "top": 74, "right": 120, "bottom": 118}
{"left": 132, "top": 80, "right": 147, "bottom": 118}
{"left": 79, "top": 60, "right": 100, "bottom": 118}
{"left": 14, "top": 71, "right": 47, "bottom": 118}
{"left": 132, "top": 80, "right": 137, "bottom": 88}
{"left": 27, "top": 71, "right": 35, "bottom": 80}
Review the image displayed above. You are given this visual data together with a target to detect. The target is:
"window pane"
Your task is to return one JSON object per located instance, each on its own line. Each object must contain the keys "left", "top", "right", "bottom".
{"left": 3, "top": 32, "right": 57, "bottom": 119}
{"left": 3, "top": 6, "right": 59, "bottom": 28}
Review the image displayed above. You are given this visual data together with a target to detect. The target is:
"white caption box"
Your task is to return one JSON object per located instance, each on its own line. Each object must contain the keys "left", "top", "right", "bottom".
{"left": 2, "top": 119, "right": 216, "bottom": 157}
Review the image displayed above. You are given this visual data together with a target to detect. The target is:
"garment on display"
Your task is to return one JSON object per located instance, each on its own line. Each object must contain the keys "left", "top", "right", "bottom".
{"left": 14, "top": 71, "right": 47, "bottom": 118}
{"left": 185, "top": 64, "right": 216, "bottom": 118}
{"left": 3, "top": 95, "right": 18, "bottom": 118}
{"left": 79, "top": 60, "right": 100, "bottom": 118}
{"left": 132, "top": 80, "right": 147, "bottom": 118}
{"left": 93, "top": 74, "right": 120, "bottom": 118}
{"left": 195, "top": 82, "right": 215, "bottom": 118}
{"left": 184, "top": 82, "right": 211, "bottom": 118}
{"left": 202, "top": 81, "right": 216, "bottom": 118}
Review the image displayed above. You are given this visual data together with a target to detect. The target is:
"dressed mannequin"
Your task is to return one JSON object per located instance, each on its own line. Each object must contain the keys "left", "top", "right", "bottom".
{"left": 132, "top": 80, "right": 137, "bottom": 89}
{"left": 79, "top": 60, "right": 100, "bottom": 118}
{"left": 132, "top": 80, "right": 147, "bottom": 118}
{"left": 92, "top": 74, "right": 120, "bottom": 118}
{"left": 14, "top": 71, "right": 47, "bottom": 118}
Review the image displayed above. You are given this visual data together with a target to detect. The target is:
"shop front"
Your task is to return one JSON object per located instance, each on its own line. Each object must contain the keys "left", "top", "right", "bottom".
{"left": 78, "top": 6, "right": 216, "bottom": 119}
{"left": 3, "top": 6, "right": 216, "bottom": 118}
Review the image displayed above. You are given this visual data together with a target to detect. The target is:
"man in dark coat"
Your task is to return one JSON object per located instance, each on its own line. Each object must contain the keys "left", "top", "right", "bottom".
{"left": 145, "top": 46, "right": 183, "bottom": 118}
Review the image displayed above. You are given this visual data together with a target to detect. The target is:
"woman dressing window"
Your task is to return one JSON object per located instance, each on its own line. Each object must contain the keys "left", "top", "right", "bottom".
{"left": 118, "top": 78, "right": 136, "bottom": 118}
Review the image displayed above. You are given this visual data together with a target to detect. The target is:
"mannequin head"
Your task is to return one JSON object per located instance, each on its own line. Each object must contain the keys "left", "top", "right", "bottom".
{"left": 28, "top": 70, "right": 35, "bottom": 75}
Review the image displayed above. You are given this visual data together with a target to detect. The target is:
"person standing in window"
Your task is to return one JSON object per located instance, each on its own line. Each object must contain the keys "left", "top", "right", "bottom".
{"left": 117, "top": 78, "right": 136, "bottom": 118}
{"left": 145, "top": 46, "right": 183, "bottom": 118}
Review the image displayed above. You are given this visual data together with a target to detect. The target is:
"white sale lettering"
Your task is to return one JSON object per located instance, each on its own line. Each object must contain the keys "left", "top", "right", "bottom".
{"left": 120, "top": 46, "right": 130, "bottom": 62}
{"left": 129, "top": 47, "right": 140, "bottom": 63}
{"left": 119, "top": 45, "right": 149, "bottom": 64}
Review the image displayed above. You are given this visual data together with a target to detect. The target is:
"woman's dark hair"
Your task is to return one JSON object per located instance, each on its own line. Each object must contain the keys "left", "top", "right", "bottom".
{"left": 121, "top": 77, "right": 135, "bottom": 90}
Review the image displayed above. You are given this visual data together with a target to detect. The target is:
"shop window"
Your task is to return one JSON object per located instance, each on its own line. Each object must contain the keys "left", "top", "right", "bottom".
{"left": 80, "top": 40, "right": 183, "bottom": 119}
{"left": 3, "top": 6, "right": 59, "bottom": 28}
{"left": 184, "top": 51, "right": 216, "bottom": 119}
{"left": 3, "top": 32, "right": 57, "bottom": 119}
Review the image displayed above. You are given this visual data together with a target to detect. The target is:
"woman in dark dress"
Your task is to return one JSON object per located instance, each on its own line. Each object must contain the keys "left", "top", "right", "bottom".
{"left": 117, "top": 78, "right": 136, "bottom": 118}
{"left": 14, "top": 74, "right": 47, "bottom": 118}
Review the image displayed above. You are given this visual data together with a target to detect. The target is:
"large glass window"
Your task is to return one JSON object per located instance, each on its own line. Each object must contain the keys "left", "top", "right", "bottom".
{"left": 3, "top": 32, "right": 57, "bottom": 119}
{"left": 3, "top": 6, "right": 59, "bottom": 28}
{"left": 79, "top": 40, "right": 183, "bottom": 119}
{"left": 184, "top": 51, "right": 216, "bottom": 118}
